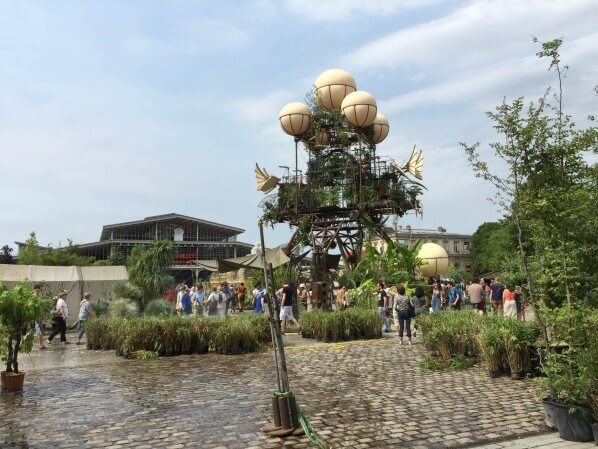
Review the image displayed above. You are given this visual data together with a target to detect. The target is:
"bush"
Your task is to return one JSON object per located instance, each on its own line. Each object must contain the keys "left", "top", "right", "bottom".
{"left": 477, "top": 316, "right": 507, "bottom": 373}
{"left": 109, "top": 299, "right": 138, "bottom": 318}
{"left": 299, "top": 309, "right": 382, "bottom": 342}
{"left": 501, "top": 318, "right": 539, "bottom": 376}
{"left": 90, "top": 298, "right": 110, "bottom": 317}
{"left": 145, "top": 298, "right": 174, "bottom": 317}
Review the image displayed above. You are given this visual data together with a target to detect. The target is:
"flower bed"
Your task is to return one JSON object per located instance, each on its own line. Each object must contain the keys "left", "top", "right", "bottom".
{"left": 86, "top": 314, "right": 271, "bottom": 357}
{"left": 300, "top": 309, "right": 382, "bottom": 342}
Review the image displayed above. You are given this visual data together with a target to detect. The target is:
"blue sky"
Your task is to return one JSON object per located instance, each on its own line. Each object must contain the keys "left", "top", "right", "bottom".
{"left": 1, "top": 0, "right": 597, "bottom": 251}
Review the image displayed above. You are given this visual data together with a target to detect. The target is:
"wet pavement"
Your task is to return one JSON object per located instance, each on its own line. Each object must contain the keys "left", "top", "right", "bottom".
{"left": 1, "top": 332, "right": 551, "bottom": 448}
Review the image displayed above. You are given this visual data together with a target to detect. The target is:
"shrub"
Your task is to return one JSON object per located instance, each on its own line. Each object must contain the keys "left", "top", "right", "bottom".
{"left": 90, "top": 298, "right": 110, "bottom": 317}
{"left": 109, "top": 299, "right": 138, "bottom": 318}
{"left": 145, "top": 298, "right": 174, "bottom": 317}
{"left": 299, "top": 309, "right": 382, "bottom": 342}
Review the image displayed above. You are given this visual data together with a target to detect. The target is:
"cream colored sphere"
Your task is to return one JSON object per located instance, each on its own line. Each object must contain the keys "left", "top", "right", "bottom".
{"left": 365, "top": 113, "right": 390, "bottom": 144}
{"left": 314, "top": 69, "right": 357, "bottom": 111}
{"left": 341, "top": 91, "right": 378, "bottom": 128}
{"left": 279, "top": 102, "right": 312, "bottom": 137}
{"left": 417, "top": 243, "right": 449, "bottom": 278}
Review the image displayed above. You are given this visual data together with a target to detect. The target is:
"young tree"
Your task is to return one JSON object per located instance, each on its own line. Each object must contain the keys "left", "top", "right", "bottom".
{"left": 470, "top": 221, "right": 517, "bottom": 276}
{"left": 126, "top": 241, "right": 175, "bottom": 311}
{"left": 18, "top": 232, "right": 43, "bottom": 265}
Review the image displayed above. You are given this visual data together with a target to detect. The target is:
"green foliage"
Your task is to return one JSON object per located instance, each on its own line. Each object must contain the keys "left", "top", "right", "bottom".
{"left": 0, "top": 281, "right": 50, "bottom": 372}
{"left": 462, "top": 38, "right": 597, "bottom": 409}
{"left": 470, "top": 221, "right": 517, "bottom": 276}
{"left": 444, "top": 266, "right": 472, "bottom": 283}
{"left": 40, "top": 240, "right": 94, "bottom": 266}
{"left": 417, "top": 312, "right": 540, "bottom": 375}
{"left": 348, "top": 279, "right": 377, "bottom": 309}
{"left": 418, "top": 355, "right": 442, "bottom": 370}
{"left": 538, "top": 306, "right": 598, "bottom": 411}
{"left": 145, "top": 299, "right": 174, "bottom": 317}
{"left": 127, "top": 241, "right": 175, "bottom": 311}
{"left": 0, "top": 245, "right": 15, "bottom": 264}
{"left": 299, "top": 309, "right": 382, "bottom": 342}
{"left": 113, "top": 281, "right": 143, "bottom": 303}
{"left": 90, "top": 298, "right": 110, "bottom": 317}
{"left": 342, "top": 240, "right": 421, "bottom": 287}
{"left": 109, "top": 299, "right": 138, "bottom": 318}
{"left": 85, "top": 314, "right": 271, "bottom": 357}
{"left": 107, "top": 248, "right": 127, "bottom": 266}
{"left": 18, "top": 232, "right": 43, "bottom": 265}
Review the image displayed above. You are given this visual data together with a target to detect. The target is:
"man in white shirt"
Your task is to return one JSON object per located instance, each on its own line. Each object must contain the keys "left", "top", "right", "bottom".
{"left": 48, "top": 290, "right": 70, "bottom": 344}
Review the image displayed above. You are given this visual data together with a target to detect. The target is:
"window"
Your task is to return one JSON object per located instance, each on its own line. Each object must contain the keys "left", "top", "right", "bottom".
{"left": 464, "top": 241, "right": 470, "bottom": 253}
{"left": 443, "top": 240, "right": 449, "bottom": 251}
{"left": 453, "top": 241, "right": 459, "bottom": 253}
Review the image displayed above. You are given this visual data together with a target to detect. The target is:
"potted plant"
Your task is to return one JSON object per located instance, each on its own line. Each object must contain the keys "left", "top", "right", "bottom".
{"left": 0, "top": 281, "right": 49, "bottom": 391}
{"left": 539, "top": 306, "right": 594, "bottom": 442}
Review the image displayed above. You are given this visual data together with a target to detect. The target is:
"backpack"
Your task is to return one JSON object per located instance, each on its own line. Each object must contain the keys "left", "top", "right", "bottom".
{"left": 208, "top": 294, "right": 219, "bottom": 312}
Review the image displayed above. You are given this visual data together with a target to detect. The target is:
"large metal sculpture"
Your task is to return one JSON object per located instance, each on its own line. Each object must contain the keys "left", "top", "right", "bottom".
{"left": 256, "top": 68, "right": 425, "bottom": 308}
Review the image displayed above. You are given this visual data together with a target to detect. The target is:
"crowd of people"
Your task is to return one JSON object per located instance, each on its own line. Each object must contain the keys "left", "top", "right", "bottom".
{"left": 373, "top": 276, "right": 527, "bottom": 345}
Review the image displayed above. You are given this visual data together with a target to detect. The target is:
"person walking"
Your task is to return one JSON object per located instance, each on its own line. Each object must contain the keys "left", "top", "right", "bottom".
{"left": 181, "top": 287, "right": 192, "bottom": 316}
{"left": 76, "top": 292, "right": 94, "bottom": 345}
{"left": 221, "top": 282, "right": 232, "bottom": 315}
{"left": 467, "top": 278, "right": 485, "bottom": 315}
{"left": 411, "top": 286, "right": 428, "bottom": 338}
{"left": 206, "top": 286, "right": 220, "bottom": 317}
{"left": 32, "top": 285, "right": 47, "bottom": 349}
{"left": 503, "top": 285, "right": 517, "bottom": 319}
{"left": 377, "top": 282, "right": 391, "bottom": 333}
{"left": 237, "top": 283, "right": 246, "bottom": 312}
{"left": 336, "top": 286, "right": 348, "bottom": 311}
{"left": 393, "top": 285, "right": 414, "bottom": 345}
{"left": 431, "top": 282, "right": 443, "bottom": 313}
{"left": 447, "top": 281, "right": 462, "bottom": 310}
{"left": 192, "top": 286, "right": 205, "bottom": 316}
{"left": 48, "top": 290, "right": 69, "bottom": 344}
{"left": 490, "top": 277, "right": 504, "bottom": 316}
{"left": 280, "top": 282, "right": 298, "bottom": 334}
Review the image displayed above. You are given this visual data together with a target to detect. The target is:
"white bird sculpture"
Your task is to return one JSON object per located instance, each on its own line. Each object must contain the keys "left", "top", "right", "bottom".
{"left": 255, "top": 164, "right": 280, "bottom": 194}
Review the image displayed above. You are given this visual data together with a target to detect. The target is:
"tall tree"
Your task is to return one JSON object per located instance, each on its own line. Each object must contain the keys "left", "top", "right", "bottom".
{"left": 0, "top": 245, "right": 15, "bottom": 264}
{"left": 469, "top": 221, "right": 516, "bottom": 276}
{"left": 18, "top": 232, "right": 43, "bottom": 265}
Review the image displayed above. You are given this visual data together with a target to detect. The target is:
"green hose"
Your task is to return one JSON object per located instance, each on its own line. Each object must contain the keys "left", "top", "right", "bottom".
{"left": 274, "top": 390, "right": 329, "bottom": 449}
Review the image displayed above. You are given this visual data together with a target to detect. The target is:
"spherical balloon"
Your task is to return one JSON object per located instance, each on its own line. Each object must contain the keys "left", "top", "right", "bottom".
{"left": 314, "top": 69, "right": 357, "bottom": 111}
{"left": 365, "top": 113, "right": 390, "bottom": 144}
{"left": 417, "top": 243, "right": 449, "bottom": 278}
{"left": 341, "top": 91, "right": 377, "bottom": 128}
{"left": 279, "top": 102, "right": 312, "bottom": 137}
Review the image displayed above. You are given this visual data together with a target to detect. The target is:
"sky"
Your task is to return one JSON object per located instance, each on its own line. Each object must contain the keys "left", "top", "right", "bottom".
{"left": 1, "top": 0, "right": 597, "bottom": 252}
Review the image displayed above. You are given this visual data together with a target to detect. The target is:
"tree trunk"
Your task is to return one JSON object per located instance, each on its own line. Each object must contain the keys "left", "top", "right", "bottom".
{"left": 12, "top": 335, "right": 21, "bottom": 374}
{"left": 6, "top": 335, "right": 14, "bottom": 372}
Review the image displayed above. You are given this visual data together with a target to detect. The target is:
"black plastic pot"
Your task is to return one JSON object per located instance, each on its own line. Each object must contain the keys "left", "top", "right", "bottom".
{"left": 591, "top": 422, "right": 598, "bottom": 446}
{"left": 542, "top": 397, "right": 557, "bottom": 429}
{"left": 552, "top": 401, "right": 593, "bottom": 442}
{"left": 489, "top": 369, "right": 501, "bottom": 378}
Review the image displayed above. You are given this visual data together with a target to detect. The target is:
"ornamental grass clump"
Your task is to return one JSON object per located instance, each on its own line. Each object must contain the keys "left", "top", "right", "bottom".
{"left": 145, "top": 299, "right": 174, "bottom": 317}
{"left": 90, "top": 298, "right": 110, "bottom": 317}
{"left": 477, "top": 316, "right": 507, "bottom": 375}
{"left": 502, "top": 318, "right": 539, "bottom": 378}
{"left": 299, "top": 309, "right": 382, "bottom": 342}
{"left": 109, "top": 299, "right": 138, "bottom": 318}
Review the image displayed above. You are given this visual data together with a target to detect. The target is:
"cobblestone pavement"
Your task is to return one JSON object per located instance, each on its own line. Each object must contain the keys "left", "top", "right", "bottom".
{"left": 471, "top": 432, "right": 594, "bottom": 448}
{"left": 1, "top": 333, "right": 559, "bottom": 448}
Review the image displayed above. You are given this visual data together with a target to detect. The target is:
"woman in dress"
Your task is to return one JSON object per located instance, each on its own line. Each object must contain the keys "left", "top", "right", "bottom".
{"left": 431, "top": 282, "right": 442, "bottom": 313}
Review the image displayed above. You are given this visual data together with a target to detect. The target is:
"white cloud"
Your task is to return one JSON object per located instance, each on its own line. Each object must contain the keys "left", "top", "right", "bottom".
{"left": 123, "top": 17, "right": 251, "bottom": 56}
{"left": 284, "top": 0, "right": 440, "bottom": 22}
{"left": 340, "top": 0, "right": 598, "bottom": 73}
{"left": 379, "top": 33, "right": 598, "bottom": 114}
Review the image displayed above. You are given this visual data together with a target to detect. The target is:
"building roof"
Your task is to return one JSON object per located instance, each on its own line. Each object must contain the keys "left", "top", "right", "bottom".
{"left": 385, "top": 227, "right": 472, "bottom": 239}
{"left": 101, "top": 213, "right": 245, "bottom": 235}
